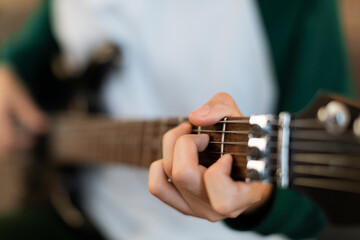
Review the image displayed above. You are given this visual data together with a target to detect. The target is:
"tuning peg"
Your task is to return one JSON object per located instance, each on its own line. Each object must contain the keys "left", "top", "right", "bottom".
{"left": 249, "top": 115, "right": 274, "bottom": 137}
{"left": 246, "top": 135, "right": 269, "bottom": 182}
{"left": 317, "top": 101, "right": 350, "bottom": 135}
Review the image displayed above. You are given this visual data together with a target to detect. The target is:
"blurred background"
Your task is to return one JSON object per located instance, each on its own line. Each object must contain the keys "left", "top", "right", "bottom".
{"left": 0, "top": 0, "right": 359, "bottom": 223}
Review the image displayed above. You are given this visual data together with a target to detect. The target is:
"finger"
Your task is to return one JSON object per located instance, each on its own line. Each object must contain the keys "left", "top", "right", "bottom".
{"left": 189, "top": 92, "right": 243, "bottom": 126}
{"left": 149, "top": 160, "right": 193, "bottom": 215}
{"left": 174, "top": 187, "right": 226, "bottom": 222}
{"left": 162, "top": 122, "right": 192, "bottom": 177}
{"left": 171, "top": 136, "right": 226, "bottom": 222}
{"left": 12, "top": 88, "right": 48, "bottom": 134}
{"left": 172, "top": 134, "right": 209, "bottom": 195}
{"left": 164, "top": 133, "right": 225, "bottom": 221}
{"left": 204, "top": 154, "right": 264, "bottom": 216}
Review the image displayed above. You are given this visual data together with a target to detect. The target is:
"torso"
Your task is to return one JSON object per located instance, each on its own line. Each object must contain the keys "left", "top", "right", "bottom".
{"left": 52, "top": 0, "right": 279, "bottom": 239}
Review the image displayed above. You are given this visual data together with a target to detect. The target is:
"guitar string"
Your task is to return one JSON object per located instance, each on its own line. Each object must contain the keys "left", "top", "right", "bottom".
{"left": 53, "top": 136, "right": 360, "bottom": 159}
{"left": 292, "top": 178, "right": 360, "bottom": 194}
{"left": 56, "top": 128, "right": 360, "bottom": 159}
{"left": 52, "top": 118, "right": 360, "bottom": 177}
{"left": 54, "top": 138, "right": 360, "bottom": 189}
{"left": 53, "top": 121, "right": 358, "bottom": 140}
{"left": 292, "top": 154, "right": 360, "bottom": 167}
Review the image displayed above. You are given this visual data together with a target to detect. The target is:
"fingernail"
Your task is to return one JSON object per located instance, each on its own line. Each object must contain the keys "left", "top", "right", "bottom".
{"left": 192, "top": 105, "right": 210, "bottom": 117}
{"left": 220, "top": 154, "right": 232, "bottom": 162}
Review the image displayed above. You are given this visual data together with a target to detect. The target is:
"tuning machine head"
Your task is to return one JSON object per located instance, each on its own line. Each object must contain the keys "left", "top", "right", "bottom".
{"left": 317, "top": 101, "right": 350, "bottom": 135}
{"left": 247, "top": 115, "right": 275, "bottom": 183}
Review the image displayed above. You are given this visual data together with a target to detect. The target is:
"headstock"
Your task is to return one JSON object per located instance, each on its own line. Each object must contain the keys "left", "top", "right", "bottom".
{"left": 243, "top": 93, "right": 360, "bottom": 224}
{"left": 296, "top": 93, "right": 360, "bottom": 138}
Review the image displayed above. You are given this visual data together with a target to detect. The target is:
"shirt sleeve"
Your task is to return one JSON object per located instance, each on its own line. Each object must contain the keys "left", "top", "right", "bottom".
{"left": 0, "top": 0, "right": 59, "bottom": 96}
{"left": 259, "top": 0, "right": 355, "bottom": 114}
{"left": 224, "top": 187, "right": 327, "bottom": 239}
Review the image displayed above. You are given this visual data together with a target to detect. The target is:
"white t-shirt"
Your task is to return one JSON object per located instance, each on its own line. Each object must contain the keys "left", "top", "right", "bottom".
{"left": 52, "top": 0, "right": 280, "bottom": 239}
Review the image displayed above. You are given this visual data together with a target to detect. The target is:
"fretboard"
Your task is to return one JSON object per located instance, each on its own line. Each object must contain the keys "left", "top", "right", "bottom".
{"left": 49, "top": 114, "right": 250, "bottom": 180}
{"left": 48, "top": 113, "right": 360, "bottom": 194}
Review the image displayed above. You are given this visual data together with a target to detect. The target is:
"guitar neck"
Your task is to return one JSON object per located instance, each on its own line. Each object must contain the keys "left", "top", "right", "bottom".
{"left": 50, "top": 114, "right": 186, "bottom": 167}
{"left": 48, "top": 110, "right": 360, "bottom": 194}
{"left": 49, "top": 114, "right": 250, "bottom": 180}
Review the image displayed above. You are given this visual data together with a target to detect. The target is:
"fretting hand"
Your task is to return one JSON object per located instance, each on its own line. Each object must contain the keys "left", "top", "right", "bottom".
{"left": 149, "top": 92, "right": 272, "bottom": 221}
{"left": 0, "top": 65, "right": 47, "bottom": 159}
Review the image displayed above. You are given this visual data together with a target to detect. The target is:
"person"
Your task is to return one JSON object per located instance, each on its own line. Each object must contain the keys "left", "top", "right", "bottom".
{"left": 0, "top": 0, "right": 354, "bottom": 239}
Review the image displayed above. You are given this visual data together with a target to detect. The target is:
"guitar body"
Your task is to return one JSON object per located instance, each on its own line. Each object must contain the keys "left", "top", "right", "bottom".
{"left": 41, "top": 93, "right": 360, "bottom": 226}
{"left": 24, "top": 47, "right": 360, "bottom": 229}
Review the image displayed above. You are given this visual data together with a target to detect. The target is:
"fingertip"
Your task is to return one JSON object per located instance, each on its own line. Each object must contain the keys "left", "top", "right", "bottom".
{"left": 220, "top": 153, "right": 233, "bottom": 163}
{"left": 216, "top": 154, "right": 233, "bottom": 173}
{"left": 179, "top": 122, "right": 192, "bottom": 131}
{"left": 189, "top": 105, "right": 218, "bottom": 126}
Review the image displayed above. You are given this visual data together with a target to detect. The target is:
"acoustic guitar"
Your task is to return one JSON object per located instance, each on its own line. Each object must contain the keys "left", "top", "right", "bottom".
{"left": 43, "top": 93, "right": 360, "bottom": 225}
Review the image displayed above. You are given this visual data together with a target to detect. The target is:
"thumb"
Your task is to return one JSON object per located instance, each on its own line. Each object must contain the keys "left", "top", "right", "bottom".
{"left": 189, "top": 92, "right": 243, "bottom": 126}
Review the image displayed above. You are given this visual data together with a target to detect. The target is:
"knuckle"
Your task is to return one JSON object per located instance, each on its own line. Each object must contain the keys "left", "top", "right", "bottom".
{"left": 214, "top": 92, "right": 234, "bottom": 106}
{"left": 246, "top": 186, "right": 263, "bottom": 205}
{"left": 148, "top": 183, "right": 162, "bottom": 197}
{"left": 252, "top": 191, "right": 263, "bottom": 204}
{"left": 162, "top": 129, "right": 176, "bottom": 145}
{"left": 227, "top": 212, "right": 241, "bottom": 219}
{"left": 175, "top": 134, "right": 192, "bottom": 147}
{"left": 162, "top": 161, "right": 172, "bottom": 177}
{"left": 240, "top": 185, "right": 262, "bottom": 205}
{"left": 172, "top": 166, "right": 195, "bottom": 186}
{"left": 203, "top": 167, "right": 216, "bottom": 181}
{"left": 148, "top": 179, "right": 164, "bottom": 198}
{"left": 179, "top": 210, "right": 192, "bottom": 217}
{"left": 148, "top": 161, "right": 164, "bottom": 197}
{"left": 204, "top": 213, "right": 223, "bottom": 222}
{"left": 174, "top": 135, "right": 197, "bottom": 155}
{"left": 212, "top": 199, "right": 233, "bottom": 216}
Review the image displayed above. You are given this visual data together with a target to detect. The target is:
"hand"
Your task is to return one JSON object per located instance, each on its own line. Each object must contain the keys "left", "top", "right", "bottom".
{"left": 149, "top": 92, "right": 272, "bottom": 221}
{"left": 0, "top": 65, "right": 47, "bottom": 158}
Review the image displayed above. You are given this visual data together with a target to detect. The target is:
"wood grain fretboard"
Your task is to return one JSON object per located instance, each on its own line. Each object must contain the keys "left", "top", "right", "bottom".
{"left": 49, "top": 114, "right": 250, "bottom": 180}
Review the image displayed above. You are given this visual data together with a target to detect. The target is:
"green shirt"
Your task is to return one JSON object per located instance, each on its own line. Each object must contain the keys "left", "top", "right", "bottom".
{"left": 0, "top": 0, "right": 355, "bottom": 239}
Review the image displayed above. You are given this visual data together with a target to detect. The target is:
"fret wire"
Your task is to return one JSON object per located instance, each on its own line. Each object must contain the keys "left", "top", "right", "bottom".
{"left": 220, "top": 117, "right": 227, "bottom": 156}
{"left": 197, "top": 126, "right": 202, "bottom": 135}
